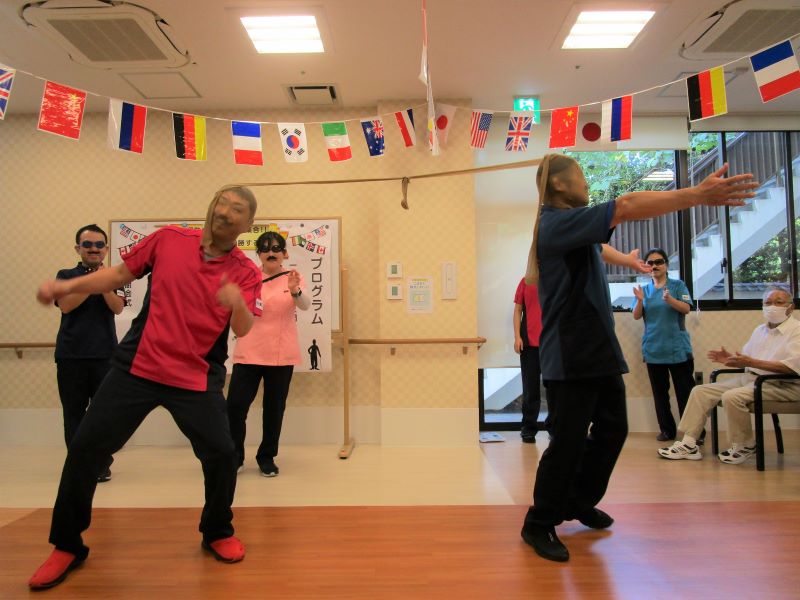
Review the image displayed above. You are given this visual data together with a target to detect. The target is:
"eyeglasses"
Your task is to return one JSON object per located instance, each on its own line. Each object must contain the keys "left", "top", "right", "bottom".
{"left": 646, "top": 258, "right": 666, "bottom": 266}
{"left": 80, "top": 241, "right": 106, "bottom": 249}
{"left": 258, "top": 244, "right": 285, "bottom": 254}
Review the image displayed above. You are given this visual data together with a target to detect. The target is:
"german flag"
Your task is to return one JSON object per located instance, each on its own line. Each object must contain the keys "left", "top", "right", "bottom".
{"left": 686, "top": 67, "right": 727, "bottom": 122}
{"left": 172, "top": 113, "right": 207, "bottom": 160}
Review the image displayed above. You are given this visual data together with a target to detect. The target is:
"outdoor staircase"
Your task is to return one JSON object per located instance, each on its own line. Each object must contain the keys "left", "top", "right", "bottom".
{"left": 692, "top": 168, "right": 798, "bottom": 299}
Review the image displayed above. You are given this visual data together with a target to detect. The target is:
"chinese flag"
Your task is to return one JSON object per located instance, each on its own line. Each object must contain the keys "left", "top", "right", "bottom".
{"left": 38, "top": 81, "right": 87, "bottom": 140}
{"left": 549, "top": 105, "right": 580, "bottom": 148}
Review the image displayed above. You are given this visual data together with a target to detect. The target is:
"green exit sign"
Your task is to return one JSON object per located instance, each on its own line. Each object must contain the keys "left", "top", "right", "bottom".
{"left": 513, "top": 97, "right": 540, "bottom": 123}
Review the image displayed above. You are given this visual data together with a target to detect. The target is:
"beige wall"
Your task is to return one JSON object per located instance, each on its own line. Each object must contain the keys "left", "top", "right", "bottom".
{"left": 0, "top": 102, "right": 477, "bottom": 433}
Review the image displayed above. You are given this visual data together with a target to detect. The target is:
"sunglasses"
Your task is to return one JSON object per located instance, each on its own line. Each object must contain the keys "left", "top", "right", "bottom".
{"left": 646, "top": 258, "right": 666, "bottom": 266}
{"left": 80, "top": 241, "right": 106, "bottom": 249}
{"left": 258, "top": 244, "right": 285, "bottom": 254}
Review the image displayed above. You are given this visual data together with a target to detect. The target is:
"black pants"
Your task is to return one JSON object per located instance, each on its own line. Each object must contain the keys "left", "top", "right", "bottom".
{"left": 519, "top": 346, "right": 553, "bottom": 434}
{"left": 646, "top": 359, "right": 695, "bottom": 439}
{"left": 227, "top": 364, "right": 294, "bottom": 467}
{"left": 49, "top": 368, "right": 237, "bottom": 559}
{"left": 56, "top": 359, "right": 111, "bottom": 447}
{"left": 525, "top": 375, "right": 628, "bottom": 528}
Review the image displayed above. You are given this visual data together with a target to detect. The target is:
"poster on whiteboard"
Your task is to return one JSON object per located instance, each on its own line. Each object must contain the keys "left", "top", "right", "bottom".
{"left": 109, "top": 218, "right": 338, "bottom": 373}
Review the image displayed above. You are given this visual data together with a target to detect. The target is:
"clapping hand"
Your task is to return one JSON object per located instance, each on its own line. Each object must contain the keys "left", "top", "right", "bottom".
{"left": 287, "top": 270, "right": 301, "bottom": 295}
{"left": 707, "top": 346, "right": 732, "bottom": 364}
{"left": 633, "top": 285, "right": 644, "bottom": 302}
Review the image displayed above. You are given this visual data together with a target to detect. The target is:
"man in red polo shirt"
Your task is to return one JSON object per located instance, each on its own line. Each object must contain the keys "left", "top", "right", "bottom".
{"left": 30, "top": 185, "right": 263, "bottom": 590}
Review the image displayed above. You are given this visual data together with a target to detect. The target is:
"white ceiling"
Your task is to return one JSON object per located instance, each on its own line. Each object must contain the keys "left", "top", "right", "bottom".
{"left": 1, "top": 0, "right": 799, "bottom": 117}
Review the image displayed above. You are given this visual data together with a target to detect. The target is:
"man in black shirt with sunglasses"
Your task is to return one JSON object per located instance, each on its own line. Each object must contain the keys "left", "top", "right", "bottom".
{"left": 54, "top": 224, "right": 124, "bottom": 482}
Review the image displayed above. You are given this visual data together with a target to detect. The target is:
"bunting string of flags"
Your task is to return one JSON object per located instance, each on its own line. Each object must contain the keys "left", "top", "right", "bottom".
{"left": 0, "top": 35, "right": 798, "bottom": 161}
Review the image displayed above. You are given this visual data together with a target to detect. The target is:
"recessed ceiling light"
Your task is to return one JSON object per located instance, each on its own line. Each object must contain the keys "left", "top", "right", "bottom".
{"left": 241, "top": 15, "right": 324, "bottom": 53}
{"left": 562, "top": 11, "right": 655, "bottom": 49}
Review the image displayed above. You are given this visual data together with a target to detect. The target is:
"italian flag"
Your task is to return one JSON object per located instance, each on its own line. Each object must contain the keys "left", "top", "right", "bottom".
{"left": 322, "top": 122, "right": 352, "bottom": 162}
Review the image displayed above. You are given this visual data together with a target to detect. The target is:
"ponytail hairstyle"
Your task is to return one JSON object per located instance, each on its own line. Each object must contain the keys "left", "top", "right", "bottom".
{"left": 202, "top": 185, "right": 258, "bottom": 247}
{"left": 524, "top": 154, "right": 581, "bottom": 284}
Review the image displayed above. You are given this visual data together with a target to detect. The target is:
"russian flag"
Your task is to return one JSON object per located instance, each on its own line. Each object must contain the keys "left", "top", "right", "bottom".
{"left": 394, "top": 108, "right": 416, "bottom": 147}
{"left": 108, "top": 99, "right": 146, "bottom": 153}
{"left": 601, "top": 96, "right": 632, "bottom": 142}
{"left": 750, "top": 40, "right": 800, "bottom": 103}
{"left": 231, "top": 121, "right": 263, "bottom": 166}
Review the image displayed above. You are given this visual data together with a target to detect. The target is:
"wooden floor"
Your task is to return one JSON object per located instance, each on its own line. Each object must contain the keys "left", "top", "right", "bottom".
{"left": 2, "top": 432, "right": 799, "bottom": 599}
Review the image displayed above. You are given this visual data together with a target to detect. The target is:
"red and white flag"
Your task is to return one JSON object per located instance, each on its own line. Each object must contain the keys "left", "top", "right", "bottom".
{"left": 394, "top": 109, "right": 416, "bottom": 147}
{"left": 434, "top": 103, "right": 457, "bottom": 147}
{"left": 38, "top": 81, "right": 87, "bottom": 140}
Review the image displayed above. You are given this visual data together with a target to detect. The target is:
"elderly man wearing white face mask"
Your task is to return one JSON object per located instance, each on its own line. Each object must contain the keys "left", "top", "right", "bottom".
{"left": 659, "top": 286, "right": 800, "bottom": 465}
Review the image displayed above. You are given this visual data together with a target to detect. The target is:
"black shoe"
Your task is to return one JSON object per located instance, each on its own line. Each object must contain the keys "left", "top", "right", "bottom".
{"left": 520, "top": 427, "right": 536, "bottom": 443}
{"left": 259, "top": 460, "right": 279, "bottom": 477}
{"left": 571, "top": 508, "right": 614, "bottom": 529}
{"left": 97, "top": 468, "right": 112, "bottom": 483}
{"left": 521, "top": 524, "right": 569, "bottom": 562}
{"left": 656, "top": 432, "right": 675, "bottom": 442}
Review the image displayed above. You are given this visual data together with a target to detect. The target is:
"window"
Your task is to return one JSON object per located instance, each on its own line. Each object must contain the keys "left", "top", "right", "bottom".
{"left": 566, "top": 150, "right": 678, "bottom": 309}
{"left": 687, "top": 131, "right": 799, "bottom": 305}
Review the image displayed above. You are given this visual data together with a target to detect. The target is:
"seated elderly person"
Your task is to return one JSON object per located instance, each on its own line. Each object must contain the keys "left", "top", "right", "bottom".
{"left": 659, "top": 286, "right": 800, "bottom": 464}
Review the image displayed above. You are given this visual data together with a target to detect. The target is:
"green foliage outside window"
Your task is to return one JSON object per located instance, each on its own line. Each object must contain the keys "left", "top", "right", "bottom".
{"left": 565, "top": 150, "right": 675, "bottom": 206}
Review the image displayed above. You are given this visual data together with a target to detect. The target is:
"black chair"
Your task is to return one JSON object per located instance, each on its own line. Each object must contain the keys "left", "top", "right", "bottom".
{"left": 709, "top": 368, "right": 800, "bottom": 471}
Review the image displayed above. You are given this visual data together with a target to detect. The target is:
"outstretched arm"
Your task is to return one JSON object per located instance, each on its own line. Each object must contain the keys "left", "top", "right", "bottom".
{"left": 610, "top": 164, "right": 758, "bottom": 227}
{"left": 38, "top": 264, "right": 135, "bottom": 306}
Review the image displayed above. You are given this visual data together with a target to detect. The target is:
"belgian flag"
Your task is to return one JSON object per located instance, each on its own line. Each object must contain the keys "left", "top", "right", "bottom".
{"left": 172, "top": 113, "right": 207, "bottom": 160}
{"left": 686, "top": 67, "right": 727, "bottom": 122}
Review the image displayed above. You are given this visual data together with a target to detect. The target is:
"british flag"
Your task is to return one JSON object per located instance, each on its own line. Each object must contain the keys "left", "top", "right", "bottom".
{"left": 470, "top": 111, "right": 493, "bottom": 149}
{"left": 506, "top": 113, "right": 533, "bottom": 152}
{"left": 0, "top": 66, "right": 16, "bottom": 120}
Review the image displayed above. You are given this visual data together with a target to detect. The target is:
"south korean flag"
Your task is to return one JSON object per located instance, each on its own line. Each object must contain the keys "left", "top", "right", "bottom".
{"left": 278, "top": 122, "right": 308, "bottom": 163}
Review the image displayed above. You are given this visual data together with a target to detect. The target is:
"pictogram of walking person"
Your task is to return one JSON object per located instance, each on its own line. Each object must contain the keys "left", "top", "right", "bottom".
{"left": 308, "top": 339, "right": 321, "bottom": 370}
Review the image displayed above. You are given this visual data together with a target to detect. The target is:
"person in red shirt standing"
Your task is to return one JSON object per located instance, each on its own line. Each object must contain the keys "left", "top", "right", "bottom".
{"left": 30, "top": 186, "right": 263, "bottom": 590}
{"left": 227, "top": 231, "right": 310, "bottom": 477}
{"left": 513, "top": 277, "right": 551, "bottom": 442}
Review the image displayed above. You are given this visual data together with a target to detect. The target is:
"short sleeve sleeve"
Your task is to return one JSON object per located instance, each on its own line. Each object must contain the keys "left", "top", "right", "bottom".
{"left": 538, "top": 201, "right": 616, "bottom": 253}
{"left": 241, "top": 271, "right": 262, "bottom": 317}
{"left": 122, "top": 229, "right": 161, "bottom": 279}
{"left": 675, "top": 280, "right": 693, "bottom": 308}
{"left": 514, "top": 278, "right": 525, "bottom": 304}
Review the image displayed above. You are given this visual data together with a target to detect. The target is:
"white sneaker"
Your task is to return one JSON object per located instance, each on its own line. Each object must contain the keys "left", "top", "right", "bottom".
{"left": 658, "top": 440, "right": 702, "bottom": 460}
{"left": 718, "top": 443, "right": 756, "bottom": 465}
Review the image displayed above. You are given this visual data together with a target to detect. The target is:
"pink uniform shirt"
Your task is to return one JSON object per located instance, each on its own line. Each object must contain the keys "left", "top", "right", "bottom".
{"left": 233, "top": 272, "right": 306, "bottom": 366}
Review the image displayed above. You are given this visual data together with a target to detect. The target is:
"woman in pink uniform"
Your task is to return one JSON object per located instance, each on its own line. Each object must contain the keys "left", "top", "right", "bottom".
{"left": 227, "top": 231, "right": 310, "bottom": 477}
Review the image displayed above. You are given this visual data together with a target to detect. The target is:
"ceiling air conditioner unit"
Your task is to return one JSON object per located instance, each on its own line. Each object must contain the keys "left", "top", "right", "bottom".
{"left": 679, "top": 0, "right": 800, "bottom": 60}
{"left": 21, "top": 0, "right": 190, "bottom": 69}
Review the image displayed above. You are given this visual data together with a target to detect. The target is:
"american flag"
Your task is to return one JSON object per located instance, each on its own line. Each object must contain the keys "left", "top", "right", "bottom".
{"left": 506, "top": 114, "right": 533, "bottom": 152}
{"left": 0, "top": 66, "right": 15, "bottom": 120}
{"left": 469, "top": 111, "right": 493, "bottom": 149}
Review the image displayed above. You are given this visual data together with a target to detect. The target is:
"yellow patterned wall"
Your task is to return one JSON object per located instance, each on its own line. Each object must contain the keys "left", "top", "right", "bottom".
{"left": 0, "top": 101, "right": 477, "bottom": 413}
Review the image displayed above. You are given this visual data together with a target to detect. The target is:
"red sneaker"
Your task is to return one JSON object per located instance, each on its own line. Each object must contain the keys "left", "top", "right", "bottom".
{"left": 28, "top": 549, "right": 83, "bottom": 589}
{"left": 202, "top": 536, "right": 245, "bottom": 563}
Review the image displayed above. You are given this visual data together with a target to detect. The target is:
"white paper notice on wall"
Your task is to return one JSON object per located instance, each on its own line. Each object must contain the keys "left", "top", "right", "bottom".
{"left": 441, "top": 261, "right": 457, "bottom": 299}
{"left": 407, "top": 276, "right": 433, "bottom": 314}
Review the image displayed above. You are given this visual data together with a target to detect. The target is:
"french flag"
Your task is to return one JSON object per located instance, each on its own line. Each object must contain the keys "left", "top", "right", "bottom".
{"left": 394, "top": 108, "right": 416, "bottom": 147}
{"left": 601, "top": 95, "right": 632, "bottom": 142}
{"left": 107, "top": 99, "right": 146, "bottom": 153}
{"left": 750, "top": 40, "right": 800, "bottom": 103}
{"left": 231, "top": 121, "right": 263, "bottom": 166}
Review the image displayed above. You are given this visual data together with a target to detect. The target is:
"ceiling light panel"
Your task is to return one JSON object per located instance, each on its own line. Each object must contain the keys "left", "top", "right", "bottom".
{"left": 241, "top": 15, "right": 324, "bottom": 53}
{"left": 562, "top": 11, "right": 655, "bottom": 49}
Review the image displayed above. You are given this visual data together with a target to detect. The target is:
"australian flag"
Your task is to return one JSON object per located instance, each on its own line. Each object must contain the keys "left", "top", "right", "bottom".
{"left": 361, "top": 118, "right": 385, "bottom": 157}
{"left": 0, "top": 65, "right": 16, "bottom": 120}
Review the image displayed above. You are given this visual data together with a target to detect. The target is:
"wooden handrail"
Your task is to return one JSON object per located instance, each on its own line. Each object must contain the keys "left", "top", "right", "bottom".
{"left": 349, "top": 337, "right": 486, "bottom": 355}
{"left": 0, "top": 342, "right": 55, "bottom": 359}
